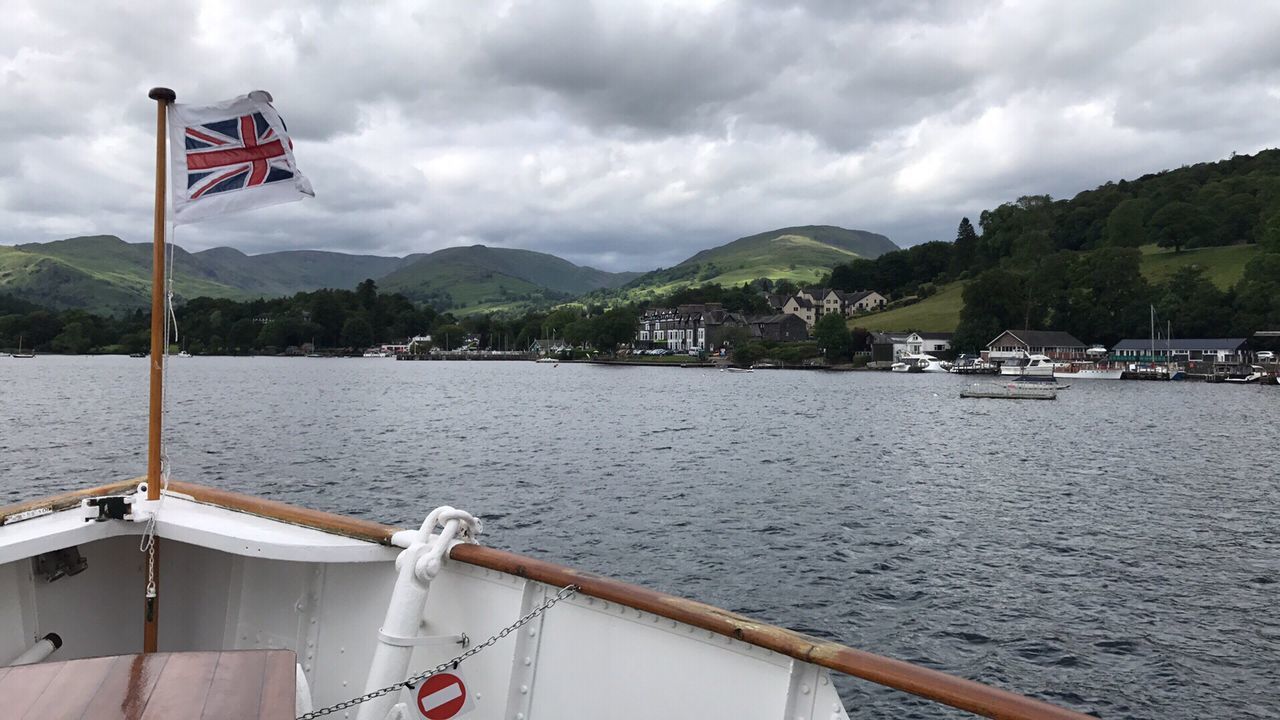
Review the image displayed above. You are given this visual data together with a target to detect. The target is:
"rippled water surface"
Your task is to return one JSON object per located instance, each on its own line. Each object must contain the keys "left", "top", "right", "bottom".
{"left": 3, "top": 356, "right": 1278, "bottom": 718}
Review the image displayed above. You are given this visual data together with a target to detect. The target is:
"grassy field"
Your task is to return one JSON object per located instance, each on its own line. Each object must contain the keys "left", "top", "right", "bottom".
{"left": 850, "top": 281, "right": 965, "bottom": 332}
{"left": 1137, "top": 243, "right": 1258, "bottom": 289}
{"left": 842, "top": 244, "right": 1260, "bottom": 334}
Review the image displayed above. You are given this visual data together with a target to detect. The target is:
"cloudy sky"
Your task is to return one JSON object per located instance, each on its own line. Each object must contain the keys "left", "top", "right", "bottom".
{"left": 4, "top": 0, "right": 1280, "bottom": 271}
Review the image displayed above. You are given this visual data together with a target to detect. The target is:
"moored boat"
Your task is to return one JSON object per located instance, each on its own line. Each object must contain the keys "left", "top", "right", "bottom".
{"left": 1054, "top": 364, "right": 1122, "bottom": 380}
{"left": 11, "top": 335, "right": 35, "bottom": 359}
{"left": 999, "top": 353, "right": 1055, "bottom": 377}
{"left": 892, "top": 353, "right": 951, "bottom": 373}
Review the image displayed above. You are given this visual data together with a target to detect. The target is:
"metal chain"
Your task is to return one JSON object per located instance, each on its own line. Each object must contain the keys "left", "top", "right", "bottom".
{"left": 297, "top": 583, "right": 580, "bottom": 720}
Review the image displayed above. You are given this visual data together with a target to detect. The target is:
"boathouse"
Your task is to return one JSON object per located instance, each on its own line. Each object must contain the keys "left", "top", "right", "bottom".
{"left": 984, "top": 330, "right": 1087, "bottom": 362}
{"left": 1111, "top": 338, "right": 1249, "bottom": 364}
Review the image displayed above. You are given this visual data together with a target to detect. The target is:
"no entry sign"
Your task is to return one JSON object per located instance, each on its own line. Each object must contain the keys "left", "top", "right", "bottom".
{"left": 416, "top": 671, "right": 474, "bottom": 719}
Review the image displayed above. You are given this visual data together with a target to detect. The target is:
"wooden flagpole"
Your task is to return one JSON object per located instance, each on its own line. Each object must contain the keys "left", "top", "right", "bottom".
{"left": 145, "top": 86, "right": 175, "bottom": 653}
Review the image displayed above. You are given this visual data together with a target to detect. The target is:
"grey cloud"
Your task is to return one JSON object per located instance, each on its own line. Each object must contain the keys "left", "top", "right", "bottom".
{"left": 3, "top": 0, "right": 1280, "bottom": 272}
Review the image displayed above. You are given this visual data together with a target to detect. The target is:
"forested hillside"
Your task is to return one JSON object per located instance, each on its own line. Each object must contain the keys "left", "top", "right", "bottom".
{"left": 825, "top": 149, "right": 1280, "bottom": 349}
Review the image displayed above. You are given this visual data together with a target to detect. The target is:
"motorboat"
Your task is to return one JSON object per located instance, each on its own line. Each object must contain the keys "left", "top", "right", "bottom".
{"left": 891, "top": 353, "right": 951, "bottom": 373}
{"left": 1223, "top": 366, "right": 1266, "bottom": 383}
{"left": 999, "top": 353, "right": 1054, "bottom": 377}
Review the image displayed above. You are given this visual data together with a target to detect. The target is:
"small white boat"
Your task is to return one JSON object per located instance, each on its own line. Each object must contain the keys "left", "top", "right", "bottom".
{"left": 362, "top": 350, "right": 389, "bottom": 358}
{"left": 177, "top": 350, "right": 192, "bottom": 358}
{"left": 535, "top": 357, "right": 558, "bottom": 363}
{"left": 724, "top": 367, "right": 754, "bottom": 373}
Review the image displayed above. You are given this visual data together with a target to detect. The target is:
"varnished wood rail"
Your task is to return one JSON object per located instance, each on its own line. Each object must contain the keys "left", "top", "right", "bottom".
{"left": 0, "top": 480, "right": 1095, "bottom": 719}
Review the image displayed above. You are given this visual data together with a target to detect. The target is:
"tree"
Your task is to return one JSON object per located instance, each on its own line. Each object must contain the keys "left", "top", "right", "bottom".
{"left": 1149, "top": 201, "right": 1209, "bottom": 253}
{"left": 952, "top": 268, "right": 1029, "bottom": 352}
{"left": 812, "top": 313, "right": 853, "bottom": 361}
{"left": 589, "top": 308, "right": 638, "bottom": 354}
{"left": 1103, "top": 198, "right": 1148, "bottom": 247}
{"left": 51, "top": 322, "right": 92, "bottom": 354}
{"left": 229, "top": 318, "right": 257, "bottom": 352}
{"left": 731, "top": 341, "right": 765, "bottom": 367}
{"left": 950, "top": 217, "right": 979, "bottom": 274}
{"left": 1154, "top": 267, "right": 1230, "bottom": 338}
{"left": 341, "top": 317, "right": 375, "bottom": 348}
{"left": 256, "top": 321, "right": 288, "bottom": 349}
{"left": 356, "top": 279, "right": 378, "bottom": 310}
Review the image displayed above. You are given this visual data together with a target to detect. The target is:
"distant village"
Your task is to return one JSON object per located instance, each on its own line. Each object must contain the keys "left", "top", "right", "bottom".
{"left": 381, "top": 283, "right": 1277, "bottom": 382}
{"left": 630, "top": 286, "right": 1265, "bottom": 371}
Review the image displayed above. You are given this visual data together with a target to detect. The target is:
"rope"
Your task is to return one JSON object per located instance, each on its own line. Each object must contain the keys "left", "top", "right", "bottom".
{"left": 297, "top": 584, "right": 579, "bottom": 720}
{"left": 140, "top": 216, "right": 177, "bottom": 600}
{"left": 395, "top": 507, "right": 482, "bottom": 584}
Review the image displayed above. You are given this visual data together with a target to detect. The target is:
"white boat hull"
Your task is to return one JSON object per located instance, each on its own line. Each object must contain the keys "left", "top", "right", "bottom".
{"left": 0, "top": 482, "right": 851, "bottom": 720}
{"left": 1055, "top": 368, "right": 1122, "bottom": 380}
{"left": 0, "top": 480, "right": 1090, "bottom": 720}
{"left": 999, "top": 365, "right": 1053, "bottom": 377}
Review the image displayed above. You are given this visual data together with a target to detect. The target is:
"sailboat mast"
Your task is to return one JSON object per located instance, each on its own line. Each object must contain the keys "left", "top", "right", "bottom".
{"left": 147, "top": 88, "right": 174, "bottom": 502}
{"left": 1150, "top": 305, "right": 1155, "bottom": 365}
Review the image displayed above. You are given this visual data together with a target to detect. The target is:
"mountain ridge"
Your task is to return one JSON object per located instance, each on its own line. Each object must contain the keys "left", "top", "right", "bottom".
{"left": 0, "top": 224, "right": 894, "bottom": 314}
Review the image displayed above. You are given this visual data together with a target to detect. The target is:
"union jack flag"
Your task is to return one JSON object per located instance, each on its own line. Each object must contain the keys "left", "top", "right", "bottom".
{"left": 167, "top": 91, "right": 313, "bottom": 224}
{"left": 183, "top": 112, "right": 295, "bottom": 199}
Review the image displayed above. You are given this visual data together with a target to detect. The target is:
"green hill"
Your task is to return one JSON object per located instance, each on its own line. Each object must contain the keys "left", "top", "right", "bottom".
{"left": 2, "top": 237, "right": 254, "bottom": 313}
{"left": 601, "top": 225, "right": 898, "bottom": 301}
{"left": 0, "top": 236, "right": 635, "bottom": 315}
{"left": 379, "top": 245, "right": 638, "bottom": 312}
{"left": 847, "top": 244, "right": 1260, "bottom": 334}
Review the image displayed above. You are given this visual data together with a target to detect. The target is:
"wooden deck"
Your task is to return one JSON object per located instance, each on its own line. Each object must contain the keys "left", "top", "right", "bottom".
{"left": 0, "top": 650, "right": 296, "bottom": 719}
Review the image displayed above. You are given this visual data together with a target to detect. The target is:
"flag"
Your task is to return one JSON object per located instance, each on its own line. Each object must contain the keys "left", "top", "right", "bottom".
{"left": 167, "top": 90, "right": 314, "bottom": 224}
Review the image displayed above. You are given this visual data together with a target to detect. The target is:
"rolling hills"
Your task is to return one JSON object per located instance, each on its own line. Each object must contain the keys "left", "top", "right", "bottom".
{"left": 0, "top": 226, "right": 886, "bottom": 315}
{"left": 0, "top": 235, "right": 640, "bottom": 315}
{"left": 591, "top": 225, "right": 899, "bottom": 302}
{"left": 379, "top": 245, "right": 641, "bottom": 312}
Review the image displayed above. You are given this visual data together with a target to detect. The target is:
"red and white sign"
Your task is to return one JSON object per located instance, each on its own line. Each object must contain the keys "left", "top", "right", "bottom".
{"left": 416, "top": 671, "right": 475, "bottom": 720}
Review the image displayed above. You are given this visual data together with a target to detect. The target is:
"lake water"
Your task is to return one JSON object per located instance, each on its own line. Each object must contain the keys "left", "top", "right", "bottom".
{"left": 2, "top": 356, "right": 1278, "bottom": 718}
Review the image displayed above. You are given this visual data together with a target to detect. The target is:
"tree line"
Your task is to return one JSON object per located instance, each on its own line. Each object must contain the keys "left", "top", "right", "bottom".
{"left": 820, "top": 149, "right": 1280, "bottom": 350}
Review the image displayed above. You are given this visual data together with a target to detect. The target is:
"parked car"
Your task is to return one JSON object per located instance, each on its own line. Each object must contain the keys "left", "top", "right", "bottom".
{"left": 1257, "top": 351, "right": 1275, "bottom": 362}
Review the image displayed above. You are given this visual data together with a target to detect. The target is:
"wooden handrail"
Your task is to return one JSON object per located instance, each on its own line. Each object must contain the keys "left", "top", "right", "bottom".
{"left": 0, "top": 480, "right": 1094, "bottom": 719}
{"left": 450, "top": 544, "right": 1094, "bottom": 720}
